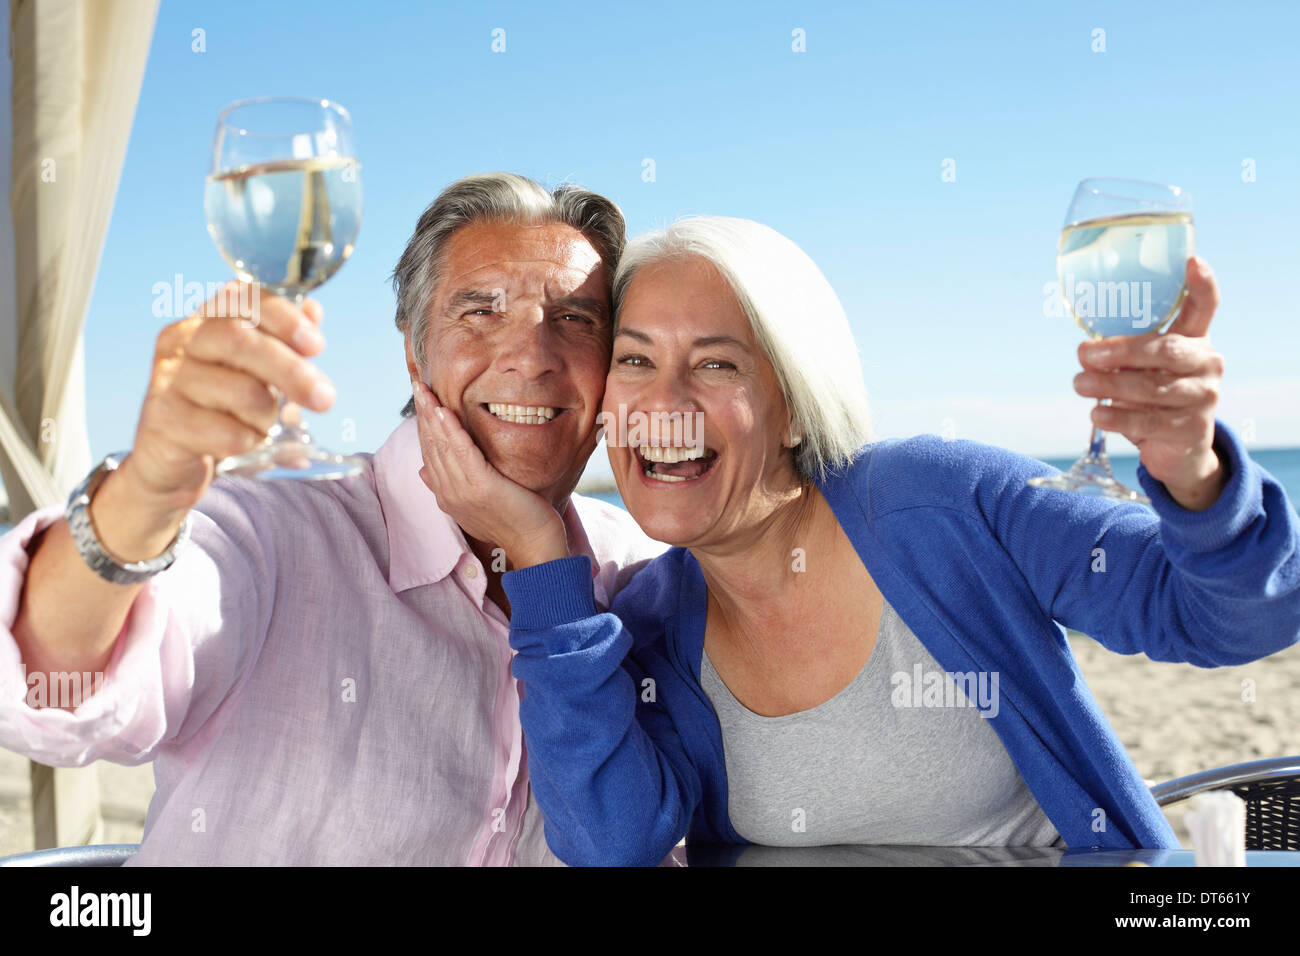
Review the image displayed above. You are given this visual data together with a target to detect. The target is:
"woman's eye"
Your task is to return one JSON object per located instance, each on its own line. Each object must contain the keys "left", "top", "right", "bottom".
{"left": 701, "top": 359, "right": 736, "bottom": 371}
{"left": 616, "top": 354, "right": 650, "bottom": 367}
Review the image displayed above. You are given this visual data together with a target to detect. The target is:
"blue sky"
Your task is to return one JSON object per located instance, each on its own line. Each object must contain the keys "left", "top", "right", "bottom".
{"left": 29, "top": 1, "right": 1300, "bottom": 489}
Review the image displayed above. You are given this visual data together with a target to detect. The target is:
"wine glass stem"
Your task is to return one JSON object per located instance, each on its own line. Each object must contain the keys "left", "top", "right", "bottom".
{"left": 267, "top": 292, "right": 308, "bottom": 443}
{"left": 1087, "top": 399, "right": 1108, "bottom": 460}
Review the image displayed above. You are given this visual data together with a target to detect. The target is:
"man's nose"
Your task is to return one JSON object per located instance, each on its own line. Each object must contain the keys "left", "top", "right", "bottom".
{"left": 493, "top": 313, "right": 561, "bottom": 378}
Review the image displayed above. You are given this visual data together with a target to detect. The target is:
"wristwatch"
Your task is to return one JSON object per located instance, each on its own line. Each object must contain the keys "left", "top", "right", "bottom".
{"left": 65, "top": 451, "right": 192, "bottom": 585}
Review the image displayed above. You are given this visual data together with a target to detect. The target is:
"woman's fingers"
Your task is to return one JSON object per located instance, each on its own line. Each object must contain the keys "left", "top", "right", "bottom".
{"left": 408, "top": 374, "right": 566, "bottom": 563}
{"left": 412, "top": 377, "right": 477, "bottom": 500}
{"left": 1077, "top": 258, "right": 1221, "bottom": 374}
{"left": 1091, "top": 403, "right": 1214, "bottom": 446}
{"left": 1065, "top": 258, "right": 1226, "bottom": 506}
{"left": 426, "top": 400, "right": 492, "bottom": 495}
{"left": 1167, "top": 257, "right": 1220, "bottom": 339}
{"left": 1073, "top": 368, "right": 1218, "bottom": 409}
{"left": 1078, "top": 330, "right": 1220, "bottom": 376}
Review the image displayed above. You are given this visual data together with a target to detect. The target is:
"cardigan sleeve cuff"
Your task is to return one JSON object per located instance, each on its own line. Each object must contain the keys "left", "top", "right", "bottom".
{"left": 1137, "top": 418, "right": 1261, "bottom": 554}
{"left": 502, "top": 555, "right": 599, "bottom": 631}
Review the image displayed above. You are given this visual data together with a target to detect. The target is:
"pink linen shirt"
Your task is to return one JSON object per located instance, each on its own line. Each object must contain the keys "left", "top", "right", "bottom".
{"left": 0, "top": 417, "right": 663, "bottom": 865}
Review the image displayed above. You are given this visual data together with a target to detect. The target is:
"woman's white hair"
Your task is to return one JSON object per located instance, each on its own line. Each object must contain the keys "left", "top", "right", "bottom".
{"left": 612, "top": 216, "right": 872, "bottom": 480}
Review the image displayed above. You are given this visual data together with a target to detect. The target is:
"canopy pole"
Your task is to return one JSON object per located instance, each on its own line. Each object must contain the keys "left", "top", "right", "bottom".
{"left": 4, "top": 0, "right": 160, "bottom": 849}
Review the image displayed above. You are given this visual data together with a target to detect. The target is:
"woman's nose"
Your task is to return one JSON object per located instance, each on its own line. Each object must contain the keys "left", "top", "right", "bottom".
{"left": 635, "top": 367, "right": 697, "bottom": 416}
{"left": 622, "top": 372, "right": 702, "bottom": 446}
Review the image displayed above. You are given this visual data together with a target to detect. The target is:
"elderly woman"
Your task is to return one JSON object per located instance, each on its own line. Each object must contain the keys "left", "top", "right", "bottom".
{"left": 412, "top": 217, "right": 1300, "bottom": 866}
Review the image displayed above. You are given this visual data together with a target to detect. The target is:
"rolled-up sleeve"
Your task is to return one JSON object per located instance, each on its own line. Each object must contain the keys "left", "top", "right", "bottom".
{"left": 0, "top": 480, "right": 275, "bottom": 766}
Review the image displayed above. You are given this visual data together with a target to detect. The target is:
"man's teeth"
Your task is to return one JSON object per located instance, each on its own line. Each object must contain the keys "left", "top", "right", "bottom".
{"left": 638, "top": 445, "right": 712, "bottom": 463}
{"left": 487, "top": 403, "right": 557, "bottom": 424}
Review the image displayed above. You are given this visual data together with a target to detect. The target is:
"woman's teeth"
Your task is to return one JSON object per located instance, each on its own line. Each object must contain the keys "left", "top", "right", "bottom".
{"left": 486, "top": 403, "right": 557, "bottom": 424}
{"left": 639, "top": 445, "right": 709, "bottom": 463}
{"left": 638, "top": 445, "right": 718, "bottom": 482}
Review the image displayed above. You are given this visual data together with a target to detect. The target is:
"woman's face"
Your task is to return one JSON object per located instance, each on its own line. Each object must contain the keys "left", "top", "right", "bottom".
{"left": 603, "top": 257, "right": 801, "bottom": 548}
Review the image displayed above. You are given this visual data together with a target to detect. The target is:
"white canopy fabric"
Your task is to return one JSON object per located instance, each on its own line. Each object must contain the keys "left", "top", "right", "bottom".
{"left": 1, "top": 0, "right": 159, "bottom": 848}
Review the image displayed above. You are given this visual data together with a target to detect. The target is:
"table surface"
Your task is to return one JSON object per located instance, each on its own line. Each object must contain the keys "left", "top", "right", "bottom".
{"left": 673, "top": 845, "right": 1299, "bottom": 866}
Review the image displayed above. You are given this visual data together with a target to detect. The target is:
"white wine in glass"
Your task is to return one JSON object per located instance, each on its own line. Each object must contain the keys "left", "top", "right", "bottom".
{"left": 1029, "top": 178, "right": 1194, "bottom": 503}
{"left": 204, "top": 96, "right": 365, "bottom": 480}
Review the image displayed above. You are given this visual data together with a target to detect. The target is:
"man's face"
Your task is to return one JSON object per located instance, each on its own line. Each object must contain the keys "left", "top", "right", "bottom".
{"left": 406, "top": 220, "right": 612, "bottom": 508}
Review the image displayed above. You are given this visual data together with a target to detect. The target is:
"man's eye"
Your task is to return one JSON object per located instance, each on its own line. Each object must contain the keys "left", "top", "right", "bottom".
{"left": 560, "top": 313, "right": 594, "bottom": 324}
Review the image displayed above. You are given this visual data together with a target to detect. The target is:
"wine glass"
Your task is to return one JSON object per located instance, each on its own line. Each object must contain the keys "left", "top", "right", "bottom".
{"left": 1028, "top": 177, "right": 1194, "bottom": 503}
{"left": 203, "top": 96, "right": 365, "bottom": 480}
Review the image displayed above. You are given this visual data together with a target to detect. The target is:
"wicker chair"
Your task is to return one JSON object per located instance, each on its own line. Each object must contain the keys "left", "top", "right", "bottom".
{"left": 1151, "top": 756, "right": 1300, "bottom": 851}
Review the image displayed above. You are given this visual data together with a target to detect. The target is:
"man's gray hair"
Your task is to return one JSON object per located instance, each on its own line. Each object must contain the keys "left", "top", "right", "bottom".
{"left": 393, "top": 172, "right": 625, "bottom": 417}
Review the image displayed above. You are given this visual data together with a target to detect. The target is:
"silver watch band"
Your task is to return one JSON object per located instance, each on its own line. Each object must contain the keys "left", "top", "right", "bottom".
{"left": 65, "top": 452, "right": 191, "bottom": 585}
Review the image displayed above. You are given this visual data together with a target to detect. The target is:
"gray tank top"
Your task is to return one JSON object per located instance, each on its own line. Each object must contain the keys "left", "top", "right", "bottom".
{"left": 700, "top": 597, "right": 1064, "bottom": 847}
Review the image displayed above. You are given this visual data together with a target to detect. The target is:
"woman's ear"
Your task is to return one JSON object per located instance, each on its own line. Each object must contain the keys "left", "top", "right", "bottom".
{"left": 784, "top": 414, "right": 802, "bottom": 448}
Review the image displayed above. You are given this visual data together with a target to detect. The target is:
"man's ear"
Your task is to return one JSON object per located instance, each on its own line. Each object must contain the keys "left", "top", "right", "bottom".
{"left": 404, "top": 335, "right": 421, "bottom": 383}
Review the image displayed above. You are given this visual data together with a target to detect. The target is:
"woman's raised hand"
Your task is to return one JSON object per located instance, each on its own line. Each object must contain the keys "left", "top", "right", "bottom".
{"left": 410, "top": 375, "right": 569, "bottom": 569}
{"left": 1074, "top": 257, "right": 1228, "bottom": 511}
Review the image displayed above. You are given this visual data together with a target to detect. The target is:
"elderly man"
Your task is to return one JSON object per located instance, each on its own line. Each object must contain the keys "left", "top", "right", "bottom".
{"left": 0, "top": 173, "right": 662, "bottom": 865}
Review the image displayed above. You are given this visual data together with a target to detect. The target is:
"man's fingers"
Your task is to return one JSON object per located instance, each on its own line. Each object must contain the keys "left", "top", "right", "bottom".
{"left": 199, "top": 282, "right": 325, "bottom": 355}
{"left": 1167, "top": 257, "right": 1219, "bottom": 339}
{"left": 149, "top": 392, "right": 269, "bottom": 461}
{"left": 300, "top": 297, "right": 324, "bottom": 326}
{"left": 173, "top": 358, "right": 280, "bottom": 434}
{"left": 189, "top": 319, "right": 335, "bottom": 411}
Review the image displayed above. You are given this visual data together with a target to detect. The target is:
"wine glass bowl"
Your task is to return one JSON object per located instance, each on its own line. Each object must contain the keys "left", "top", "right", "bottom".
{"left": 1028, "top": 178, "right": 1195, "bottom": 503}
{"left": 203, "top": 96, "right": 365, "bottom": 480}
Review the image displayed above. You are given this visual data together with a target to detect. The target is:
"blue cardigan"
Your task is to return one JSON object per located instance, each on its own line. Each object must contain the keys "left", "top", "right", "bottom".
{"left": 503, "top": 422, "right": 1300, "bottom": 866}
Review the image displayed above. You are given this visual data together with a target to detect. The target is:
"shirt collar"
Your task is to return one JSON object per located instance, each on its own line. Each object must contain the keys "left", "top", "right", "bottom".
{"left": 374, "top": 416, "right": 469, "bottom": 593}
{"left": 372, "top": 416, "right": 600, "bottom": 594}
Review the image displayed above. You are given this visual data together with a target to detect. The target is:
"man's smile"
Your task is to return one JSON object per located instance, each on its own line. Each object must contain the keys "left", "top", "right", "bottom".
{"left": 483, "top": 402, "right": 560, "bottom": 425}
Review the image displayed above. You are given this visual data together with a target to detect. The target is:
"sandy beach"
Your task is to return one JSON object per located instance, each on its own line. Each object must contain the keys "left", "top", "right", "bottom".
{"left": 2, "top": 630, "right": 1295, "bottom": 859}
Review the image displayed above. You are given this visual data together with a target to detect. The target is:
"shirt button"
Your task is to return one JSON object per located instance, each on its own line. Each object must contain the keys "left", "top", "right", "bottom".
{"left": 464, "top": 564, "right": 479, "bottom": 579}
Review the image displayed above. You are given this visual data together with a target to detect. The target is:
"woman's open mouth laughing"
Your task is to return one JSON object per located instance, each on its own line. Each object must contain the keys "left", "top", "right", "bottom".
{"left": 634, "top": 444, "right": 719, "bottom": 484}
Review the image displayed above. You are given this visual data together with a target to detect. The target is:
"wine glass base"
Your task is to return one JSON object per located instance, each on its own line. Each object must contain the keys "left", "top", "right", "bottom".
{"left": 1028, "top": 458, "right": 1150, "bottom": 504}
{"left": 216, "top": 438, "right": 364, "bottom": 481}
